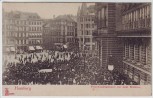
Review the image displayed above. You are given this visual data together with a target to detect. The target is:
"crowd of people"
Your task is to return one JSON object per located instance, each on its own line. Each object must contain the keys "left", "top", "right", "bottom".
{"left": 3, "top": 50, "right": 136, "bottom": 85}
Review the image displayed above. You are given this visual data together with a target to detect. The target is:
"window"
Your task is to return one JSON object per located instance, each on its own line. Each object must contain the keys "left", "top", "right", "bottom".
{"left": 81, "top": 24, "right": 83, "bottom": 29}
{"left": 146, "top": 42, "right": 151, "bottom": 65}
{"left": 92, "top": 18, "right": 94, "bottom": 21}
{"left": 85, "top": 38, "right": 90, "bottom": 43}
{"left": 26, "top": 33, "right": 28, "bottom": 37}
{"left": 92, "top": 24, "right": 94, "bottom": 28}
{"left": 86, "top": 24, "right": 88, "bottom": 28}
{"left": 29, "top": 27, "right": 31, "bottom": 31}
{"left": 140, "top": 8, "right": 142, "bottom": 19}
{"left": 98, "top": 11, "right": 101, "bottom": 20}
{"left": 99, "top": 6, "right": 107, "bottom": 28}
{"left": 80, "top": 17, "right": 83, "bottom": 22}
{"left": 129, "top": 44, "right": 134, "bottom": 60}
{"left": 26, "top": 40, "right": 28, "bottom": 44}
{"left": 125, "top": 43, "right": 129, "bottom": 58}
{"left": 101, "top": 8, "right": 104, "bottom": 19}
{"left": 81, "top": 31, "right": 83, "bottom": 35}
{"left": 19, "top": 40, "right": 21, "bottom": 44}
{"left": 86, "top": 30, "right": 89, "bottom": 35}
{"left": 147, "top": 5, "right": 150, "bottom": 18}
{"left": 81, "top": 38, "right": 83, "bottom": 42}
{"left": 23, "top": 40, "right": 24, "bottom": 44}
{"left": 19, "top": 33, "right": 21, "bottom": 37}
{"left": 88, "top": 24, "right": 90, "bottom": 28}
{"left": 23, "top": 33, "right": 25, "bottom": 37}
{"left": 140, "top": 44, "right": 147, "bottom": 65}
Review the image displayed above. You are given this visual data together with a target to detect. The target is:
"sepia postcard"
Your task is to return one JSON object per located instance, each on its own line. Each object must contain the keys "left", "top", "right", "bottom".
{"left": 2, "top": 1, "right": 152, "bottom": 96}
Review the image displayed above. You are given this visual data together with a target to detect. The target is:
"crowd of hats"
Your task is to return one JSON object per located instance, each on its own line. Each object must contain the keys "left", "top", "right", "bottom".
{"left": 3, "top": 51, "right": 137, "bottom": 85}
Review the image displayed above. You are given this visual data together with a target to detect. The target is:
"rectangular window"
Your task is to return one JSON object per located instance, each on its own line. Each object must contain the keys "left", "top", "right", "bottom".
{"left": 98, "top": 11, "right": 101, "bottom": 20}
{"left": 81, "top": 31, "right": 83, "bottom": 35}
{"left": 125, "top": 43, "right": 129, "bottom": 58}
{"left": 19, "top": 40, "right": 21, "bottom": 44}
{"left": 85, "top": 38, "right": 90, "bottom": 42}
{"left": 101, "top": 8, "right": 104, "bottom": 19}
{"left": 86, "top": 31, "right": 89, "bottom": 35}
{"left": 19, "top": 33, "right": 21, "bottom": 37}
{"left": 86, "top": 24, "right": 88, "bottom": 28}
{"left": 23, "top": 33, "right": 25, "bottom": 37}
{"left": 81, "top": 24, "right": 83, "bottom": 29}
{"left": 101, "top": 7, "right": 107, "bottom": 27}
{"left": 146, "top": 42, "right": 151, "bottom": 65}
{"left": 141, "top": 44, "right": 147, "bottom": 65}
{"left": 92, "top": 24, "right": 94, "bottom": 28}
{"left": 129, "top": 44, "right": 134, "bottom": 60}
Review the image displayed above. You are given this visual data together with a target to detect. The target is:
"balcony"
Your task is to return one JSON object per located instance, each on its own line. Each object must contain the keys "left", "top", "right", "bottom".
{"left": 118, "top": 20, "right": 151, "bottom": 37}
{"left": 119, "top": 18, "right": 151, "bottom": 35}
{"left": 123, "top": 59, "right": 151, "bottom": 75}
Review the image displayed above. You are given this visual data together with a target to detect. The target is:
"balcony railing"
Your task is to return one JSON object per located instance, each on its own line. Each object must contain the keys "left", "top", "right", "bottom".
{"left": 122, "top": 18, "right": 151, "bottom": 31}
{"left": 123, "top": 59, "right": 151, "bottom": 75}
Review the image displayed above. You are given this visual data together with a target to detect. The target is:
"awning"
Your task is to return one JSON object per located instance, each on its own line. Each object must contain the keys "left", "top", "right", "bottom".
{"left": 39, "top": 69, "right": 52, "bottom": 73}
{"left": 10, "top": 47, "right": 15, "bottom": 52}
{"left": 36, "top": 46, "right": 43, "bottom": 50}
{"left": 29, "top": 46, "right": 35, "bottom": 51}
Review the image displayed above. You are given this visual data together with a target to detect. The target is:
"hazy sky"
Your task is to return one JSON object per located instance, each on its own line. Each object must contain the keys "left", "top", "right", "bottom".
{"left": 3, "top": 3, "right": 94, "bottom": 19}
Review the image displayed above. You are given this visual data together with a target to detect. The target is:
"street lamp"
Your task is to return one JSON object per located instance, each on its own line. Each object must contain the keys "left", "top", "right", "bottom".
{"left": 107, "top": 54, "right": 115, "bottom": 85}
{"left": 108, "top": 55, "right": 114, "bottom": 71}
{"left": 107, "top": 64, "right": 114, "bottom": 85}
{"left": 108, "top": 64, "right": 114, "bottom": 71}
{"left": 83, "top": 44, "right": 86, "bottom": 70}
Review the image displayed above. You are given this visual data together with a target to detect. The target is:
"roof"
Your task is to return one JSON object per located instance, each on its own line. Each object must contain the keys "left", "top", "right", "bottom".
{"left": 3, "top": 10, "right": 41, "bottom": 20}
{"left": 78, "top": 3, "right": 95, "bottom": 16}
{"left": 54, "top": 15, "right": 76, "bottom": 22}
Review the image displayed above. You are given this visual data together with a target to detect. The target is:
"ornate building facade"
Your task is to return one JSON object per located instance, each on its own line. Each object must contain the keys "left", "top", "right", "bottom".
{"left": 3, "top": 10, "right": 43, "bottom": 52}
{"left": 117, "top": 3, "right": 151, "bottom": 85}
{"left": 93, "top": 3, "right": 123, "bottom": 70}
{"left": 77, "top": 3, "right": 97, "bottom": 53}
{"left": 43, "top": 15, "right": 78, "bottom": 51}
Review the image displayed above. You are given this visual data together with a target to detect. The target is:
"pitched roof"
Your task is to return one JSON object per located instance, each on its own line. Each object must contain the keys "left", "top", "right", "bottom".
{"left": 78, "top": 3, "right": 95, "bottom": 16}
{"left": 4, "top": 10, "right": 41, "bottom": 20}
{"left": 54, "top": 15, "right": 75, "bottom": 22}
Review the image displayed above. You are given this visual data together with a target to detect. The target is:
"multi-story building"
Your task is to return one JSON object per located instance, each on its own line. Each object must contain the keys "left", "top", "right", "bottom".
{"left": 117, "top": 3, "right": 151, "bottom": 85}
{"left": 3, "top": 11, "right": 29, "bottom": 52}
{"left": 28, "top": 13, "right": 43, "bottom": 50}
{"left": 3, "top": 10, "right": 43, "bottom": 53}
{"left": 43, "top": 15, "right": 78, "bottom": 51}
{"left": 77, "top": 3, "right": 97, "bottom": 53}
{"left": 43, "top": 19, "right": 62, "bottom": 50}
{"left": 93, "top": 3, "right": 123, "bottom": 70}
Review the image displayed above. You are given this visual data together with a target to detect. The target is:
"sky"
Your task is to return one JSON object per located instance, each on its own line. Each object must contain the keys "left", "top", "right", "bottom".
{"left": 3, "top": 3, "right": 95, "bottom": 19}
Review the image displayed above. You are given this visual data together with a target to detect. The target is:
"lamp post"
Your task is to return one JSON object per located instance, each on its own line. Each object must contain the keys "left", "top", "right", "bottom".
{"left": 107, "top": 55, "right": 115, "bottom": 84}
{"left": 108, "top": 55, "right": 114, "bottom": 72}
{"left": 83, "top": 44, "right": 86, "bottom": 70}
{"left": 98, "top": 40, "right": 101, "bottom": 67}
{"left": 108, "top": 64, "right": 114, "bottom": 72}
{"left": 108, "top": 64, "right": 114, "bottom": 84}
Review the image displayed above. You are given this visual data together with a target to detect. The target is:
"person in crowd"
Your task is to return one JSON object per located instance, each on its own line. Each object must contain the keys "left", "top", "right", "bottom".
{"left": 3, "top": 50, "right": 129, "bottom": 85}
